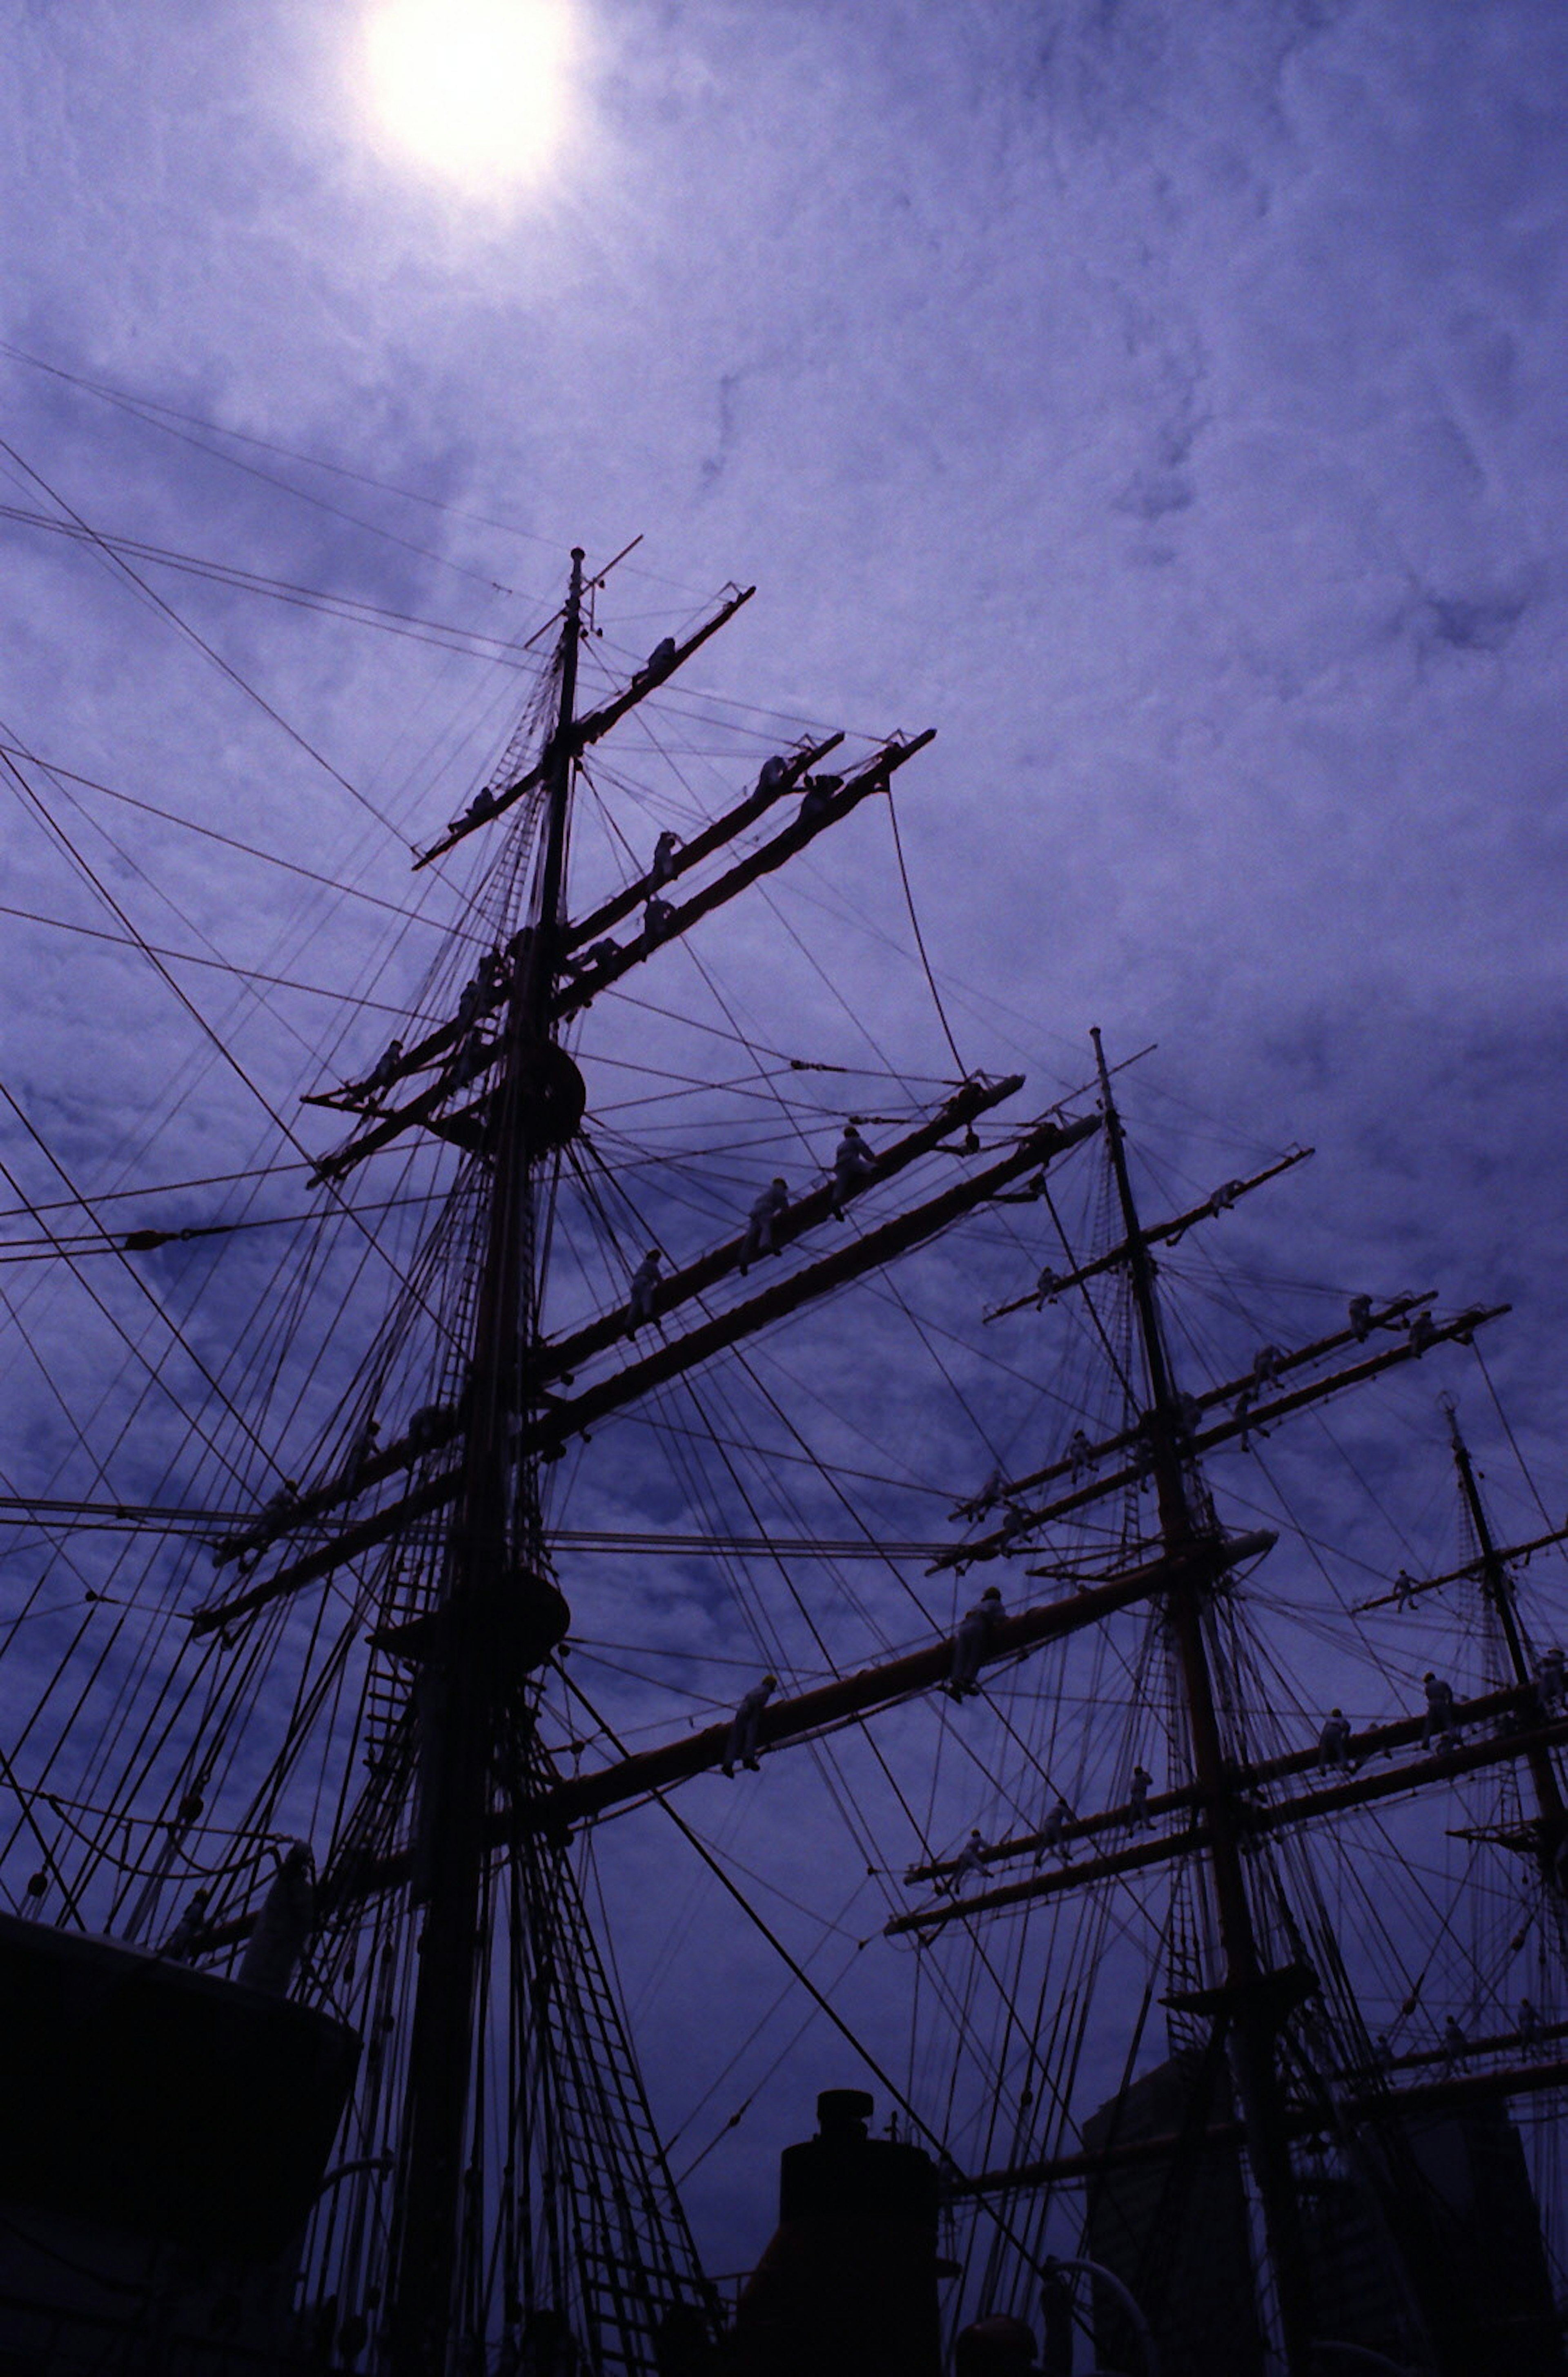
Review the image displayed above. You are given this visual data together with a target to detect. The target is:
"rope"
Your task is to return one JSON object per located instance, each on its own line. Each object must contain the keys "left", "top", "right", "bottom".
{"left": 1472, "top": 1341, "right": 1557, "bottom": 1532}
{"left": 0, "top": 434, "right": 413, "bottom": 852}
{"left": 886, "top": 782, "right": 968, "bottom": 1079}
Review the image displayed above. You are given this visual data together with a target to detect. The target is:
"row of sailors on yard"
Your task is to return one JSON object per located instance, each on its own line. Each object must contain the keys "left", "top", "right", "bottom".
{"left": 944, "top": 1775, "right": 1156, "bottom": 1884}
{"left": 942, "top": 1770, "right": 1157, "bottom": 1895}
{"left": 996, "top": 1301, "right": 1445, "bottom": 1475}
{"left": 220, "top": 1121, "right": 881, "bottom": 1558}
{"left": 716, "top": 1588, "right": 1564, "bottom": 1800}
{"left": 360, "top": 759, "right": 852, "bottom": 1103}
{"left": 1316, "top": 1647, "right": 1568, "bottom": 1770}
{"left": 622, "top": 1128, "right": 879, "bottom": 1332}
{"left": 937, "top": 1646, "right": 1566, "bottom": 1893}
{"left": 206, "top": 1399, "right": 458, "bottom": 1568}
{"left": 634, "top": 769, "right": 844, "bottom": 943}
{"left": 1372, "top": 1999, "right": 1556, "bottom": 2072}
{"left": 354, "top": 948, "right": 511, "bottom": 1108}
{"left": 440, "top": 629, "right": 690, "bottom": 836}
{"left": 452, "top": 747, "right": 835, "bottom": 896}
{"left": 342, "top": 1118, "right": 877, "bottom": 1370}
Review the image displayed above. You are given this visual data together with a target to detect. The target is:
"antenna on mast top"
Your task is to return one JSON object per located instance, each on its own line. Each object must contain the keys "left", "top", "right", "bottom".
{"left": 590, "top": 534, "right": 642, "bottom": 588}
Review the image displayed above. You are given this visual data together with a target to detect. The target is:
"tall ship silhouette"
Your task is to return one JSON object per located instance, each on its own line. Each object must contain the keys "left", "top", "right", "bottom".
{"left": 0, "top": 538, "right": 1564, "bottom": 2377}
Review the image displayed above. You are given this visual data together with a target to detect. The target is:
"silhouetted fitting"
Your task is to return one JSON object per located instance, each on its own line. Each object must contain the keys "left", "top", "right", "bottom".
{"left": 731, "top": 2087, "right": 942, "bottom": 2377}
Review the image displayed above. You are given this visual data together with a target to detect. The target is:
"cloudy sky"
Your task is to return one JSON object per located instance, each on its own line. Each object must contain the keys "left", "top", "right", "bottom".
{"left": 1, "top": 0, "right": 1566, "bottom": 2313}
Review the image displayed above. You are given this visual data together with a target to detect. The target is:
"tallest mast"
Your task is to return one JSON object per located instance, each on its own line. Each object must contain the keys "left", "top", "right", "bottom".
{"left": 389, "top": 551, "right": 587, "bottom": 2375}
{"left": 1090, "top": 1029, "right": 1315, "bottom": 2376}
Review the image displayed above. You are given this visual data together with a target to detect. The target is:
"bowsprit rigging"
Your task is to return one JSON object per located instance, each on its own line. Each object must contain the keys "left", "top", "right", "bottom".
{"left": 0, "top": 537, "right": 1564, "bottom": 2377}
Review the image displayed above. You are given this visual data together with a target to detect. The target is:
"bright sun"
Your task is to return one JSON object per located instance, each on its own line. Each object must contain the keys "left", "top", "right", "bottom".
{"left": 363, "top": 0, "right": 578, "bottom": 189}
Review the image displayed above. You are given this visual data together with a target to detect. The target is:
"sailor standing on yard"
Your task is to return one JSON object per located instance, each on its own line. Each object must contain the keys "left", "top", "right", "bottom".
{"left": 830, "top": 1123, "right": 876, "bottom": 1214}
{"left": 951, "top": 1830, "right": 988, "bottom": 1890}
{"left": 1422, "top": 1671, "right": 1458, "bottom": 1749}
{"left": 343, "top": 1418, "right": 381, "bottom": 1490}
{"left": 721, "top": 1674, "right": 777, "bottom": 1777}
{"left": 951, "top": 1467, "right": 1004, "bottom": 1524}
{"left": 798, "top": 771, "right": 843, "bottom": 826}
{"left": 239, "top": 1482, "right": 301, "bottom": 1571}
{"left": 1034, "top": 1798, "right": 1073, "bottom": 1865}
{"left": 649, "top": 829, "right": 681, "bottom": 887}
{"left": 1317, "top": 1708, "right": 1354, "bottom": 1773}
{"left": 1127, "top": 1764, "right": 1153, "bottom": 1828}
{"left": 361, "top": 1038, "right": 404, "bottom": 1105}
{"left": 738, "top": 1178, "right": 789, "bottom": 1274}
{"left": 626, "top": 1251, "right": 664, "bottom": 1335}
{"left": 948, "top": 1586, "right": 1002, "bottom": 1700}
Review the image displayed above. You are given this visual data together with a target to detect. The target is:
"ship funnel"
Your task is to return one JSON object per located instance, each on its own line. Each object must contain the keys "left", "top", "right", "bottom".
{"left": 731, "top": 2088, "right": 942, "bottom": 2377}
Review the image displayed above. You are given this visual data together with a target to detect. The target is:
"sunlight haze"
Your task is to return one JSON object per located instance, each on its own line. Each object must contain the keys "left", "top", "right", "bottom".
{"left": 363, "top": 0, "right": 579, "bottom": 188}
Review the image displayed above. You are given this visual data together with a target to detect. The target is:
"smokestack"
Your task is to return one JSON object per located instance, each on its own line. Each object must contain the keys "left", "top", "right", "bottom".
{"left": 731, "top": 2090, "right": 943, "bottom": 2377}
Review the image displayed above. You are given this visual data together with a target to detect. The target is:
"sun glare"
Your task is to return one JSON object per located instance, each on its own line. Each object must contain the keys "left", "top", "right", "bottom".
{"left": 364, "top": 0, "right": 577, "bottom": 189}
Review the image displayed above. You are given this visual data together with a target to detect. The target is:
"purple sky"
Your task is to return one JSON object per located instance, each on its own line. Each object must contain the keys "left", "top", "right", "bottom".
{"left": 2, "top": 0, "right": 1567, "bottom": 2311}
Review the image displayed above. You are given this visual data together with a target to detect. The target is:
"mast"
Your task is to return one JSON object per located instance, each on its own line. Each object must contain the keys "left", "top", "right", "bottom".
{"left": 1089, "top": 1026, "right": 1315, "bottom": 2376}
{"left": 1446, "top": 1407, "right": 1568, "bottom": 1878}
{"left": 387, "top": 549, "right": 586, "bottom": 2375}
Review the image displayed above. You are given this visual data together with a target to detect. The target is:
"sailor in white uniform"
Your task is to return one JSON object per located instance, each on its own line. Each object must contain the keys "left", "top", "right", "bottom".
{"left": 626, "top": 1251, "right": 663, "bottom": 1334}
{"left": 949, "top": 1586, "right": 1002, "bottom": 1699}
{"left": 721, "top": 1674, "right": 777, "bottom": 1777}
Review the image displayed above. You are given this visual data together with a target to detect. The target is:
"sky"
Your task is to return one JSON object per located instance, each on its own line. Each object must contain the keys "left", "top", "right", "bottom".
{"left": 0, "top": 0, "right": 1566, "bottom": 2333}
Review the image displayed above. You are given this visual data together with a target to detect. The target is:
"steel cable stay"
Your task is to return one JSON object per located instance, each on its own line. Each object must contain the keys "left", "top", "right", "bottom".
{"left": 0, "top": 432, "right": 415, "bottom": 851}
{"left": 668, "top": 1935, "right": 872, "bottom": 2190}
{"left": 0, "top": 893, "right": 458, "bottom": 1015}
{"left": 575, "top": 1321, "right": 1102, "bottom": 1949}
{"left": 0, "top": 742, "right": 432, "bottom": 1079}
{"left": 0, "top": 1096, "right": 268, "bottom": 1502}
{"left": 0, "top": 498, "right": 562, "bottom": 662}
{"left": 647, "top": 1369, "right": 937, "bottom": 1891}
{"left": 0, "top": 336, "right": 571, "bottom": 601}
{"left": 601, "top": 1388, "right": 1150, "bottom": 2225}
{"left": 0, "top": 755, "right": 452, "bottom": 1358}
